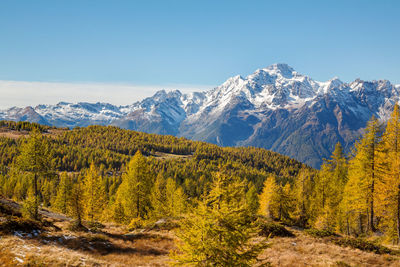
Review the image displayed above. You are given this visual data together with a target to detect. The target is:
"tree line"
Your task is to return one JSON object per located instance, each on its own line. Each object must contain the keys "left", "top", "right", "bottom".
{"left": 0, "top": 121, "right": 304, "bottom": 226}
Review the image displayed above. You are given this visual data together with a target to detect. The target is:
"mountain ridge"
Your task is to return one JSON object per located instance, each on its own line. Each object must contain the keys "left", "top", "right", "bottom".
{"left": 1, "top": 63, "right": 399, "bottom": 167}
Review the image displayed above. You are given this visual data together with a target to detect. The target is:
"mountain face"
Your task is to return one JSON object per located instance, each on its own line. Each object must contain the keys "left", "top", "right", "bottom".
{"left": 1, "top": 63, "right": 399, "bottom": 168}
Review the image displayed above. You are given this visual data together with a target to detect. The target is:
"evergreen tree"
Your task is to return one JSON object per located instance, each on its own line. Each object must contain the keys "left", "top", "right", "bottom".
{"left": 171, "top": 173, "right": 266, "bottom": 266}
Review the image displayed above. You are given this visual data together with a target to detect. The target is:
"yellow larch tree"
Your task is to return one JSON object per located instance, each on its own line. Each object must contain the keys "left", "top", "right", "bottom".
{"left": 115, "top": 151, "right": 153, "bottom": 223}
{"left": 314, "top": 142, "right": 348, "bottom": 231}
{"left": 83, "top": 162, "right": 105, "bottom": 223}
{"left": 258, "top": 175, "right": 278, "bottom": 219}
{"left": 341, "top": 116, "right": 381, "bottom": 234}
{"left": 376, "top": 104, "right": 400, "bottom": 243}
{"left": 293, "top": 168, "right": 315, "bottom": 227}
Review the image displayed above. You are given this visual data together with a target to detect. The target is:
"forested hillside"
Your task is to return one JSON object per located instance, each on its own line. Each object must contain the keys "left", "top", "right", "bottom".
{"left": 0, "top": 121, "right": 304, "bottom": 202}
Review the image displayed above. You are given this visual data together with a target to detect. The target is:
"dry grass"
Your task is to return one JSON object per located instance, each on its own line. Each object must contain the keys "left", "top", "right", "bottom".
{"left": 0, "top": 235, "right": 106, "bottom": 266}
{"left": 0, "top": 227, "right": 174, "bottom": 266}
{"left": 0, "top": 128, "right": 65, "bottom": 140}
{"left": 1, "top": 197, "right": 400, "bottom": 266}
{"left": 0, "top": 131, "right": 28, "bottom": 139}
{"left": 152, "top": 151, "right": 192, "bottom": 160}
{"left": 0, "top": 197, "right": 174, "bottom": 266}
{"left": 0, "top": 217, "right": 174, "bottom": 266}
{"left": 4, "top": 224, "right": 398, "bottom": 267}
{"left": 259, "top": 228, "right": 400, "bottom": 267}
{"left": 97, "top": 231, "right": 174, "bottom": 266}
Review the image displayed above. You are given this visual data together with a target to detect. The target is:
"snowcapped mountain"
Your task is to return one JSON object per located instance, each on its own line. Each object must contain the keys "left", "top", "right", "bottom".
{"left": 1, "top": 63, "right": 399, "bottom": 168}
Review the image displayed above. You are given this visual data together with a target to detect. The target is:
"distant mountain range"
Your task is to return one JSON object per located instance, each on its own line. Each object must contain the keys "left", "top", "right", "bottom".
{"left": 2, "top": 63, "right": 399, "bottom": 168}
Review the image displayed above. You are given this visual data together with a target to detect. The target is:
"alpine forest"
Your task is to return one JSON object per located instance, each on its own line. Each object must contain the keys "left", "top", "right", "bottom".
{"left": 2, "top": 106, "right": 400, "bottom": 266}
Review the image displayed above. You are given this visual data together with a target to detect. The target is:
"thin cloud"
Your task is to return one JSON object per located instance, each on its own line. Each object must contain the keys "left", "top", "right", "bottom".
{"left": 0, "top": 80, "right": 213, "bottom": 109}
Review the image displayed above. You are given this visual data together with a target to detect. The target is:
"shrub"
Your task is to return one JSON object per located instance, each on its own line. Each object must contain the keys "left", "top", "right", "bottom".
{"left": 0, "top": 202, "right": 21, "bottom": 217}
{"left": 21, "top": 194, "right": 40, "bottom": 220}
{"left": 22, "top": 256, "right": 47, "bottom": 267}
{"left": 68, "top": 220, "right": 88, "bottom": 232}
{"left": 0, "top": 217, "right": 42, "bottom": 234}
{"left": 335, "top": 261, "right": 351, "bottom": 267}
{"left": 145, "top": 218, "right": 180, "bottom": 231}
{"left": 334, "top": 237, "right": 393, "bottom": 255}
{"left": 86, "top": 233, "right": 109, "bottom": 243}
{"left": 128, "top": 217, "right": 143, "bottom": 230}
{"left": 305, "top": 228, "right": 338, "bottom": 238}
{"left": 87, "top": 221, "right": 105, "bottom": 232}
{"left": 258, "top": 221, "right": 295, "bottom": 238}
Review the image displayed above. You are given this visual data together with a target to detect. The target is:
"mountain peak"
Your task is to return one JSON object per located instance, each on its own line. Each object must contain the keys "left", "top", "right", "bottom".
{"left": 154, "top": 89, "right": 167, "bottom": 96}
{"left": 328, "top": 76, "right": 343, "bottom": 86}
{"left": 262, "top": 63, "right": 296, "bottom": 78}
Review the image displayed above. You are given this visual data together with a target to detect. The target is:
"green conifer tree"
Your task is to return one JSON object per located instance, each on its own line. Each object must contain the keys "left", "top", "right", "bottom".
{"left": 171, "top": 173, "right": 266, "bottom": 266}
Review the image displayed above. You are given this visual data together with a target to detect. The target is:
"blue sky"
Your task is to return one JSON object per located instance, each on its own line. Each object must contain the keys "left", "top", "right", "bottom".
{"left": 0, "top": 0, "right": 399, "bottom": 107}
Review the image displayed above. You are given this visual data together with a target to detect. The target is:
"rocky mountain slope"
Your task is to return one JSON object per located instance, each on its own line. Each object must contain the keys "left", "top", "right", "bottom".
{"left": 1, "top": 63, "right": 399, "bottom": 167}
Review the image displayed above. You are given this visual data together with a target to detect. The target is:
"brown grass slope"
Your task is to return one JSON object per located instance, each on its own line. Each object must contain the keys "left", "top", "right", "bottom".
{"left": 1, "top": 199, "right": 400, "bottom": 266}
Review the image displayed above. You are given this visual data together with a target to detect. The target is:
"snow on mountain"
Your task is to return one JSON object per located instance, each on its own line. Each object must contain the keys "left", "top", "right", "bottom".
{"left": 0, "top": 63, "right": 368, "bottom": 127}
{"left": 1, "top": 63, "right": 399, "bottom": 167}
